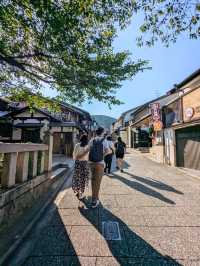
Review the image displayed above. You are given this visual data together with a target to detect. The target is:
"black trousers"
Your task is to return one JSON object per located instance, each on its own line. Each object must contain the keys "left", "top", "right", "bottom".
{"left": 104, "top": 154, "right": 113, "bottom": 173}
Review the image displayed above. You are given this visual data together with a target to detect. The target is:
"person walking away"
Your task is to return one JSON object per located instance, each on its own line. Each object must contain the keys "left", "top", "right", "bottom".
{"left": 72, "top": 134, "right": 90, "bottom": 200}
{"left": 89, "top": 127, "right": 109, "bottom": 208}
{"left": 104, "top": 136, "right": 115, "bottom": 175}
{"left": 115, "top": 137, "right": 126, "bottom": 173}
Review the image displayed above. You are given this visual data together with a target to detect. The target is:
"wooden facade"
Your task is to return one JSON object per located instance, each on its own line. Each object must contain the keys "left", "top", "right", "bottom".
{"left": 163, "top": 86, "right": 200, "bottom": 169}
{"left": 0, "top": 99, "right": 92, "bottom": 157}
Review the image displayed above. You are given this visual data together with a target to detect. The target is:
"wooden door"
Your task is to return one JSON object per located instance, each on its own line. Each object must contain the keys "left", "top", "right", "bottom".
{"left": 64, "top": 132, "right": 73, "bottom": 157}
{"left": 22, "top": 128, "right": 41, "bottom": 143}
{"left": 176, "top": 126, "right": 200, "bottom": 170}
{"left": 53, "top": 133, "right": 62, "bottom": 154}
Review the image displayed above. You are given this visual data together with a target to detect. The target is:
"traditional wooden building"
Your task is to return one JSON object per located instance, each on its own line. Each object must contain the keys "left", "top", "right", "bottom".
{"left": 0, "top": 98, "right": 92, "bottom": 157}
{"left": 163, "top": 72, "right": 200, "bottom": 170}
{"left": 128, "top": 92, "right": 179, "bottom": 159}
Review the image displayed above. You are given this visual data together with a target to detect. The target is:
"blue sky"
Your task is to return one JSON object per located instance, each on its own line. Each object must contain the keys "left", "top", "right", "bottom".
{"left": 80, "top": 19, "right": 200, "bottom": 118}
{"left": 45, "top": 18, "right": 200, "bottom": 119}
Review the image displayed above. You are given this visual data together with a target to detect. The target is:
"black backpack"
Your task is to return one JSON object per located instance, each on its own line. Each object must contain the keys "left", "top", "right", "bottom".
{"left": 116, "top": 142, "right": 125, "bottom": 156}
{"left": 89, "top": 138, "right": 104, "bottom": 162}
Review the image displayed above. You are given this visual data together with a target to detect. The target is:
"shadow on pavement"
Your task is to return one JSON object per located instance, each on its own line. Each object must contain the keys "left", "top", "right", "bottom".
{"left": 111, "top": 156, "right": 130, "bottom": 173}
{"left": 124, "top": 171, "right": 184, "bottom": 195}
{"left": 79, "top": 199, "right": 182, "bottom": 265}
{"left": 12, "top": 203, "right": 82, "bottom": 266}
{"left": 110, "top": 174, "right": 176, "bottom": 205}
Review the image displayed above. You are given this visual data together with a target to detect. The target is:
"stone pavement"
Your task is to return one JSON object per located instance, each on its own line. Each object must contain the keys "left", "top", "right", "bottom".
{"left": 9, "top": 151, "right": 200, "bottom": 265}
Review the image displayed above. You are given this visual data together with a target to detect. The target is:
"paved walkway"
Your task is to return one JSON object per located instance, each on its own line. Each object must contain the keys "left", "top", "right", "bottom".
{"left": 10, "top": 151, "right": 200, "bottom": 265}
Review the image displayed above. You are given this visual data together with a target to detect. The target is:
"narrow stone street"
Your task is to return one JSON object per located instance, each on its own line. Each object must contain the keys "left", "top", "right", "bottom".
{"left": 10, "top": 151, "right": 200, "bottom": 266}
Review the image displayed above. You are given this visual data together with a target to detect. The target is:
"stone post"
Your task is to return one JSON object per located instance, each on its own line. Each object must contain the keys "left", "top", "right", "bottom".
{"left": 28, "top": 151, "right": 38, "bottom": 178}
{"left": 16, "top": 151, "right": 29, "bottom": 183}
{"left": 39, "top": 151, "right": 45, "bottom": 174}
{"left": 1, "top": 152, "right": 17, "bottom": 188}
{"left": 43, "top": 131, "right": 53, "bottom": 172}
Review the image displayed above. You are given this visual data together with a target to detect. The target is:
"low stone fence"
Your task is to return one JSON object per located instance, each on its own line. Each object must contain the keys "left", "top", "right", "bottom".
{"left": 0, "top": 143, "right": 66, "bottom": 228}
{"left": 0, "top": 143, "right": 49, "bottom": 188}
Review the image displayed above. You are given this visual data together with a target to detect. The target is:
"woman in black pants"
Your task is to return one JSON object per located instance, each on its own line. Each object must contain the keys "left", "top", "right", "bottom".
{"left": 115, "top": 137, "right": 126, "bottom": 173}
{"left": 104, "top": 136, "right": 115, "bottom": 174}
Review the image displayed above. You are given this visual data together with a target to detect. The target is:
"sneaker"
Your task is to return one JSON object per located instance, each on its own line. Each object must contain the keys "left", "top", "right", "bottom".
{"left": 76, "top": 193, "right": 85, "bottom": 200}
{"left": 91, "top": 200, "right": 100, "bottom": 208}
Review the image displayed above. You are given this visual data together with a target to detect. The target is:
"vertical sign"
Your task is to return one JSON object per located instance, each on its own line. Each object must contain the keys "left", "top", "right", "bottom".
{"left": 150, "top": 103, "right": 161, "bottom": 121}
{"left": 150, "top": 103, "right": 163, "bottom": 131}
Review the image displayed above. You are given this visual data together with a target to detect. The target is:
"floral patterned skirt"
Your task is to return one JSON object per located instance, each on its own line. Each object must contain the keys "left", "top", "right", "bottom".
{"left": 72, "top": 160, "right": 90, "bottom": 194}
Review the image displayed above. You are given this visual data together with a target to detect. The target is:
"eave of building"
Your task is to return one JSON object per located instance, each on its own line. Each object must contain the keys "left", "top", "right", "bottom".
{"left": 49, "top": 122, "right": 88, "bottom": 132}
{"left": 18, "top": 93, "right": 92, "bottom": 121}
{"left": 0, "top": 111, "right": 11, "bottom": 118}
{"left": 130, "top": 94, "right": 170, "bottom": 117}
{"left": 130, "top": 114, "right": 151, "bottom": 127}
{"left": 13, "top": 123, "right": 44, "bottom": 128}
{"left": 176, "top": 68, "right": 200, "bottom": 89}
{"left": 167, "top": 118, "right": 200, "bottom": 130}
{"left": 7, "top": 106, "right": 60, "bottom": 122}
{"left": 59, "top": 102, "right": 92, "bottom": 120}
{"left": 163, "top": 84, "right": 200, "bottom": 109}
{"left": 49, "top": 122, "right": 78, "bottom": 127}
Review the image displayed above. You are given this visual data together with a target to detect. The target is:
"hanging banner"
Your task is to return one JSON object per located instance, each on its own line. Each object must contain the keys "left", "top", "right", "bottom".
{"left": 150, "top": 103, "right": 163, "bottom": 131}
{"left": 150, "top": 103, "right": 161, "bottom": 122}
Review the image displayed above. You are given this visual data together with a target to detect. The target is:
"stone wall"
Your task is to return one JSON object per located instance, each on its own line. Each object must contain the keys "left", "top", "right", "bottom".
{"left": 149, "top": 145, "right": 164, "bottom": 164}
{"left": 0, "top": 168, "right": 67, "bottom": 228}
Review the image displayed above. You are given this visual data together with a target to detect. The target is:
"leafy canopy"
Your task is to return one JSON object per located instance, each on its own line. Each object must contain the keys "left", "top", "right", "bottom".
{"left": 134, "top": 0, "right": 200, "bottom": 46}
{"left": 0, "top": 0, "right": 199, "bottom": 107}
{"left": 0, "top": 0, "right": 148, "bottom": 107}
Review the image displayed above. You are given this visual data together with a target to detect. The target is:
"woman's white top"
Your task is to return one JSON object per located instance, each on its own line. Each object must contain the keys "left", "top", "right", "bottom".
{"left": 106, "top": 140, "right": 115, "bottom": 155}
{"left": 73, "top": 143, "right": 89, "bottom": 161}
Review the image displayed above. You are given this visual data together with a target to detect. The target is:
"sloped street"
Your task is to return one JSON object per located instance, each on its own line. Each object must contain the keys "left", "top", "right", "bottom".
{"left": 9, "top": 151, "right": 200, "bottom": 266}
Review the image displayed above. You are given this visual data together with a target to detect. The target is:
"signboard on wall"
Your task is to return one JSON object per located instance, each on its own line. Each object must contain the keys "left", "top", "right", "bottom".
{"left": 184, "top": 107, "right": 194, "bottom": 119}
{"left": 153, "top": 121, "right": 163, "bottom": 131}
{"left": 183, "top": 88, "right": 200, "bottom": 122}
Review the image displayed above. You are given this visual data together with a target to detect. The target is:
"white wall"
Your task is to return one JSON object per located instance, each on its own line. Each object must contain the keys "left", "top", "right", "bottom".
{"left": 164, "top": 128, "right": 176, "bottom": 166}
{"left": 120, "top": 130, "right": 128, "bottom": 145}
{"left": 12, "top": 128, "right": 22, "bottom": 140}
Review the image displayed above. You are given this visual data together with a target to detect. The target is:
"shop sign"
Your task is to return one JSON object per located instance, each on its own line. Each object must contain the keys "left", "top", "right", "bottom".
{"left": 185, "top": 107, "right": 194, "bottom": 119}
{"left": 153, "top": 121, "right": 163, "bottom": 131}
{"left": 150, "top": 103, "right": 161, "bottom": 121}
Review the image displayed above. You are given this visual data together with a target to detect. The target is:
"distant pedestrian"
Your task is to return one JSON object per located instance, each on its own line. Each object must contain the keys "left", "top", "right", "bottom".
{"left": 115, "top": 137, "right": 126, "bottom": 173}
{"left": 89, "top": 127, "right": 109, "bottom": 208}
{"left": 104, "top": 136, "right": 115, "bottom": 175}
{"left": 72, "top": 134, "right": 90, "bottom": 200}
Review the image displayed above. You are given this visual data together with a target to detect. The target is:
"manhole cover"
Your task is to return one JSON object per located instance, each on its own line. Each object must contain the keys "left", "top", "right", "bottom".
{"left": 102, "top": 221, "right": 121, "bottom": 240}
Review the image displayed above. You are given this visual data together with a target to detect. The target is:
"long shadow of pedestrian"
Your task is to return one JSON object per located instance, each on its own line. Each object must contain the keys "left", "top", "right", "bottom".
{"left": 10, "top": 202, "right": 82, "bottom": 265}
{"left": 111, "top": 156, "right": 130, "bottom": 173}
{"left": 124, "top": 171, "right": 183, "bottom": 195}
{"left": 111, "top": 174, "right": 176, "bottom": 205}
{"left": 79, "top": 200, "right": 182, "bottom": 265}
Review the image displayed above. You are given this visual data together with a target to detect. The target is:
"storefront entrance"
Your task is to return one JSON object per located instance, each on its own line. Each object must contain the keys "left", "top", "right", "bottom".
{"left": 134, "top": 128, "right": 152, "bottom": 148}
{"left": 53, "top": 132, "right": 74, "bottom": 156}
{"left": 176, "top": 125, "right": 200, "bottom": 170}
{"left": 22, "top": 128, "right": 41, "bottom": 143}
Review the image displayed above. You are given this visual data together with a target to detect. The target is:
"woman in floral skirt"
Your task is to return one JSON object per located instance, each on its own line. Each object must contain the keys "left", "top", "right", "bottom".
{"left": 72, "top": 134, "right": 90, "bottom": 200}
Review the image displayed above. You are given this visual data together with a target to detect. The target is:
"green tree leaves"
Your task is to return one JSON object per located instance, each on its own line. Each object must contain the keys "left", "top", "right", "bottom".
{"left": 0, "top": 0, "right": 148, "bottom": 107}
{"left": 135, "top": 0, "right": 200, "bottom": 47}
